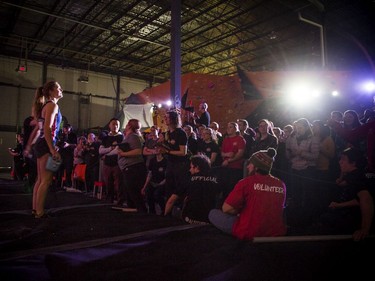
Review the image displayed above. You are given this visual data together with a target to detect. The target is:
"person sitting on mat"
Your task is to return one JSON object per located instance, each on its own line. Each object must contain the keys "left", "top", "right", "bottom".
{"left": 208, "top": 148, "right": 287, "bottom": 240}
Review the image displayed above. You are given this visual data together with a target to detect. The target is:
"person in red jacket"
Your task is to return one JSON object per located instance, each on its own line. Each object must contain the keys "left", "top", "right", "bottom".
{"left": 209, "top": 147, "right": 287, "bottom": 240}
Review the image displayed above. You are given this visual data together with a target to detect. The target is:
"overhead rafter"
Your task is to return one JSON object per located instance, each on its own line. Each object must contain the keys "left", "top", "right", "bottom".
{"left": 0, "top": 0, "right": 374, "bottom": 82}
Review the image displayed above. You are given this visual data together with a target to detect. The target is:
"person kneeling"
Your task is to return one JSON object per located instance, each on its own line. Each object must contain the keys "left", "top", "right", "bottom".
{"left": 164, "top": 154, "right": 220, "bottom": 224}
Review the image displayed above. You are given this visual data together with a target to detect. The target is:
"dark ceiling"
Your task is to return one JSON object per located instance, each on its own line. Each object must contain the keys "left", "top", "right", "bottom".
{"left": 1, "top": 0, "right": 375, "bottom": 84}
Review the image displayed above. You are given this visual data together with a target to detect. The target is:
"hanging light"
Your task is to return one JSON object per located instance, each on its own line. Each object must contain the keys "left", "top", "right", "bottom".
{"left": 78, "top": 61, "right": 90, "bottom": 83}
{"left": 77, "top": 75, "right": 89, "bottom": 83}
{"left": 16, "top": 37, "right": 27, "bottom": 72}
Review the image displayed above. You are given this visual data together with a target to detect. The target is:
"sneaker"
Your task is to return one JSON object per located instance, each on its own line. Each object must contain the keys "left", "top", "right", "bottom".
{"left": 34, "top": 212, "right": 52, "bottom": 219}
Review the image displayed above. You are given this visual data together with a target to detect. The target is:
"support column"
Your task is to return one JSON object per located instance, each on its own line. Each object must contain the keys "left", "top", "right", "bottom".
{"left": 116, "top": 74, "right": 120, "bottom": 114}
{"left": 170, "top": 0, "right": 181, "bottom": 109}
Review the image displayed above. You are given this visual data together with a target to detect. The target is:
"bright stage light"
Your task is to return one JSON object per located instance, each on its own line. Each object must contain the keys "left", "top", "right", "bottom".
{"left": 285, "top": 82, "right": 321, "bottom": 106}
{"left": 331, "top": 90, "right": 339, "bottom": 96}
{"left": 312, "top": 89, "right": 321, "bottom": 98}
{"left": 166, "top": 100, "right": 172, "bottom": 107}
{"left": 361, "top": 81, "right": 375, "bottom": 93}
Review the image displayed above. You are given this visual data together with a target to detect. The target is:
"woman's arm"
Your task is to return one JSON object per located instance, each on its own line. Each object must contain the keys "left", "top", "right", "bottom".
{"left": 143, "top": 146, "right": 157, "bottom": 156}
{"left": 141, "top": 171, "right": 152, "bottom": 195}
{"left": 167, "top": 144, "right": 187, "bottom": 157}
{"left": 329, "top": 199, "right": 359, "bottom": 209}
{"left": 119, "top": 147, "right": 142, "bottom": 157}
{"left": 353, "top": 190, "right": 374, "bottom": 241}
{"left": 223, "top": 148, "right": 244, "bottom": 166}
{"left": 23, "top": 119, "right": 40, "bottom": 156}
{"left": 228, "top": 148, "right": 244, "bottom": 163}
{"left": 43, "top": 103, "right": 59, "bottom": 158}
{"left": 119, "top": 135, "right": 144, "bottom": 157}
{"left": 210, "top": 152, "right": 218, "bottom": 165}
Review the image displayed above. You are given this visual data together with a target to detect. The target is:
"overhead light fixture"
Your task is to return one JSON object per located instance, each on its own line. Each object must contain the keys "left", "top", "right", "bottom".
{"left": 78, "top": 75, "right": 89, "bottom": 83}
{"left": 16, "top": 64, "right": 27, "bottom": 72}
{"left": 16, "top": 37, "right": 28, "bottom": 73}
{"left": 78, "top": 61, "right": 90, "bottom": 83}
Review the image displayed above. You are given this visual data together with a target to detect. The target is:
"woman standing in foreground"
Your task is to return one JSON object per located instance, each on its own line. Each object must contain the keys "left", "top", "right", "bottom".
{"left": 30, "top": 81, "right": 63, "bottom": 218}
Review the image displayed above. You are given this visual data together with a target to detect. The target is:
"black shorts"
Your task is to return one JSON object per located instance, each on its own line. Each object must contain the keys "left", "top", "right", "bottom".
{"left": 34, "top": 138, "right": 50, "bottom": 158}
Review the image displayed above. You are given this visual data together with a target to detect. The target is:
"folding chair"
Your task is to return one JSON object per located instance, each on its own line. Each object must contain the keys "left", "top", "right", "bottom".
{"left": 72, "top": 164, "right": 87, "bottom": 192}
{"left": 93, "top": 181, "right": 105, "bottom": 199}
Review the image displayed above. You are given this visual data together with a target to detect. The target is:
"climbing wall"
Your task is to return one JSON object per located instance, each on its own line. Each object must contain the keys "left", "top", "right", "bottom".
{"left": 138, "top": 72, "right": 262, "bottom": 132}
{"left": 137, "top": 70, "right": 354, "bottom": 133}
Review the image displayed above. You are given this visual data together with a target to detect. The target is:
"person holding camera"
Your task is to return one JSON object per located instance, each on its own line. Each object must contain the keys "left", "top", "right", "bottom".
{"left": 193, "top": 102, "right": 210, "bottom": 128}
{"left": 74, "top": 136, "right": 87, "bottom": 166}
{"left": 8, "top": 133, "right": 25, "bottom": 181}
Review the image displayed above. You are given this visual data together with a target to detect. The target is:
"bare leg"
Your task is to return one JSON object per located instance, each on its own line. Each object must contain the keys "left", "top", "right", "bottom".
{"left": 32, "top": 157, "right": 44, "bottom": 213}
{"left": 35, "top": 154, "right": 53, "bottom": 217}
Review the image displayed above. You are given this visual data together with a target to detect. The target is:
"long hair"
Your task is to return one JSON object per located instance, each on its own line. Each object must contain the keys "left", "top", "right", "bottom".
{"left": 32, "top": 87, "right": 44, "bottom": 118}
{"left": 295, "top": 117, "right": 313, "bottom": 139}
{"left": 343, "top": 110, "right": 362, "bottom": 129}
{"left": 166, "top": 110, "right": 181, "bottom": 128}
{"left": 258, "top": 119, "right": 276, "bottom": 137}
{"left": 33, "top": 81, "right": 57, "bottom": 118}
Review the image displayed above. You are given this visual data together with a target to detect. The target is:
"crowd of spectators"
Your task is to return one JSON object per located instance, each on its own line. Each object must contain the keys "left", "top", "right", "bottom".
{"left": 15, "top": 101, "right": 375, "bottom": 241}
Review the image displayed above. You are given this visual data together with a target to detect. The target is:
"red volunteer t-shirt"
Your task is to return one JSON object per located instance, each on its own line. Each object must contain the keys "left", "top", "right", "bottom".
{"left": 225, "top": 174, "right": 287, "bottom": 240}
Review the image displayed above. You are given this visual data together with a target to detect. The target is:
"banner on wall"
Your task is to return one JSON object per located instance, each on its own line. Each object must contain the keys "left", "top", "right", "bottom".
{"left": 122, "top": 103, "right": 153, "bottom": 129}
